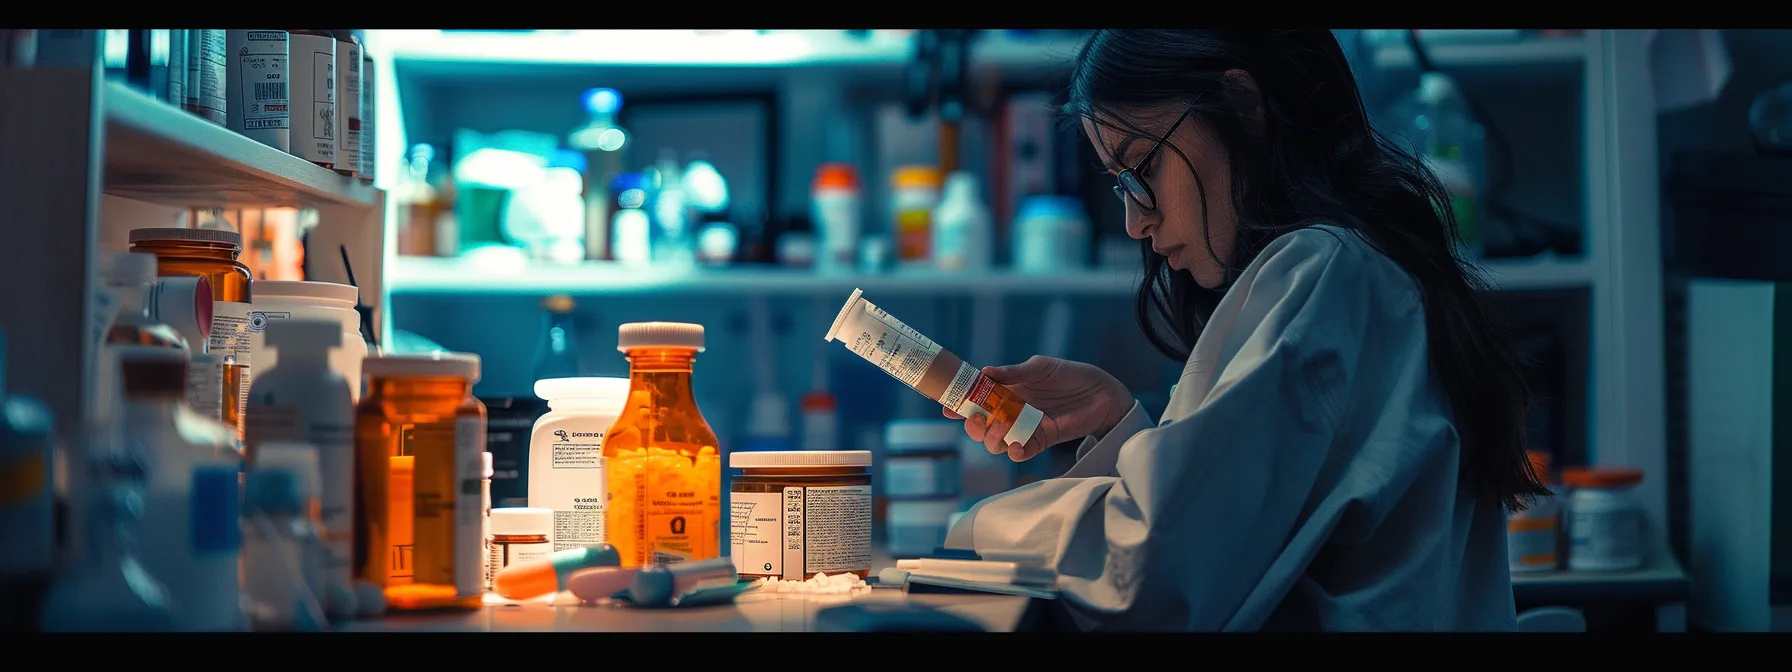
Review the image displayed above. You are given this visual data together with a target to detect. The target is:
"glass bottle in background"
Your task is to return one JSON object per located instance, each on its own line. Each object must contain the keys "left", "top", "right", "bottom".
{"left": 604, "top": 322, "right": 721, "bottom": 567}
{"left": 395, "top": 144, "right": 440, "bottom": 257}
{"left": 648, "top": 150, "right": 695, "bottom": 266}
{"left": 1401, "top": 72, "right": 1486, "bottom": 258}
{"left": 568, "top": 87, "right": 629, "bottom": 262}
{"left": 430, "top": 143, "right": 461, "bottom": 258}
{"left": 38, "top": 451, "right": 177, "bottom": 633}
{"left": 531, "top": 295, "right": 586, "bottom": 382}
{"left": 128, "top": 227, "right": 256, "bottom": 443}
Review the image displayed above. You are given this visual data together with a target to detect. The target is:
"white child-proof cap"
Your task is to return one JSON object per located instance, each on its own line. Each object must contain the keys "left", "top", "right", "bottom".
{"left": 616, "top": 322, "right": 705, "bottom": 352}
{"left": 264, "top": 317, "right": 342, "bottom": 350}
{"left": 363, "top": 351, "right": 481, "bottom": 381}
{"left": 730, "top": 449, "right": 873, "bottom": 469}
{"left": 148, "top": 275, "right": 214, "bottom": 345}
{"left": 489, "top": 507, "right": 553, "bottom": 537}
{"left": 533, "top": 376, "right": 630, "bottom": 405}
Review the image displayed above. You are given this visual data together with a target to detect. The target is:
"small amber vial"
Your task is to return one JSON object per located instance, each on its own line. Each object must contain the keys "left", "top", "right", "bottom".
{"left": 354, "top": 352, "right": 486, "bottom": 612}
{"left": 129, "top": 227, "right": 255, "bottom": 443}
{"left": 729, "top": 450, "right": 874, "bottom": 581}
{"left": 604, "top": 322, "right": 722, "bottom": 567}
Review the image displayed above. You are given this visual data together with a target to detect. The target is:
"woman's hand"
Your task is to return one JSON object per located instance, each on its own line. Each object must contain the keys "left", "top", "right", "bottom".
{"left": 944, "top": 355, "right": 1134, "bottom": 463}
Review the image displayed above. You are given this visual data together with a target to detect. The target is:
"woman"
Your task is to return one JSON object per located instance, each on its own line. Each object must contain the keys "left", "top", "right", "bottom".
{"left": 940, "top": 29, "right": 1549, "bottom": 631}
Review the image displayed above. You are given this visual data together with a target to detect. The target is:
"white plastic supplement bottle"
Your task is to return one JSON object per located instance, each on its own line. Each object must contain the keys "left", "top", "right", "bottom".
{"left": 243, "top": 318, "right": 357, "bottom": 620}
{"left": 1564, "top": 466, "right": 1646, "bottom": 572}
{"left": 529, "top": 377, "right": 629, "bottom": 553}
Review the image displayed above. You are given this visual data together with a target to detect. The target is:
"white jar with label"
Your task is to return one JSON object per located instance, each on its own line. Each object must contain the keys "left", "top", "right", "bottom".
{"left": 250, "top": 281, "right": 367, "bottom": 403}
{"left": 729, "top": 450, "right": 873, "bottom": 581}
{"left": 528, "top": 377, "right": 630, "bottom": 553}
{"left": 1564, "top": 466, "right": 1646, "bottom": 572}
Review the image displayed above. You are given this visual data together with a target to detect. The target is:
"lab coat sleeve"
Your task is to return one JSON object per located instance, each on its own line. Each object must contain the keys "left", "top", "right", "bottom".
{"left": 945, "top": 231, "right": 1375, "bottom": 631}
{"left": 1064, "top": 401, "right": 1155, "bottom": 478}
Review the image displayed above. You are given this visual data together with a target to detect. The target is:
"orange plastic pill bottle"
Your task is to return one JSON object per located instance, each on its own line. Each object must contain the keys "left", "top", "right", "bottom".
{"left": 603, "top": 322, "right": 721, "bottom": 567}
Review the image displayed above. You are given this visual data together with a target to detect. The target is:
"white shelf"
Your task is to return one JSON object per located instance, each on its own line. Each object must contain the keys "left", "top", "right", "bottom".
{"left": 100, "top": 80, "right": 378, "bottom": 209}
{"left": 387, "top": 253, "right": 1592, "bottom": 297}
{"left": 387, "top": 256, "right": 1138, "bottom": 298}
{"left": 1478, "top": 255, "right": 1594, "bottom": 291}
{"left": 1369, "top": 33, "right": 1584, "bottom": 74}
{"left": 378, "top": 29, "right": 1083, "bottom": 81}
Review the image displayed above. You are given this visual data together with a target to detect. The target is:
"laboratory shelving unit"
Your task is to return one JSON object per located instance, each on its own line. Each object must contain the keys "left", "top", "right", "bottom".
{"left": 370, "top": 29, "right": 1683, "bottom": 626}
{"left": 0, "top": 57, "right": 389, "bottom": 542}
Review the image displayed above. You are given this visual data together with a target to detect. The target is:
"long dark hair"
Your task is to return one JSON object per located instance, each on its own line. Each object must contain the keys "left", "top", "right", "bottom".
{"left": 1065, "top": 29, "right": 1549, "bottom": 512}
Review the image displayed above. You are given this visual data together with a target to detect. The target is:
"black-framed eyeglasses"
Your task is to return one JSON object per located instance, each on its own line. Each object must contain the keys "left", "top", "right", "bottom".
{"left": 1113, "top": 108, "right": 1195, "bottom": 211}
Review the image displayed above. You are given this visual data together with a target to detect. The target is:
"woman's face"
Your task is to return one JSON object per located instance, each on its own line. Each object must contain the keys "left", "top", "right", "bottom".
{"left": 1084, "top": 107, "right": 1238, "bottom": 289}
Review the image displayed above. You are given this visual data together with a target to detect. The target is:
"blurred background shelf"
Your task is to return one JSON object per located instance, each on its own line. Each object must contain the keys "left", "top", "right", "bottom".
{"left": 1367, "top": 30, "right": 1585, "bottom": 78}
{"left": 1480, "top": 255, "right": 1595, "bottom": 290}
{"left": 386, "top": 256, "right": 1140, "bottom": 297}
{"left": 101, "top": 79, "right": 378, "bottom": 209}
{"left": 385, "top": 29, "right": 1085, "bottom": 93}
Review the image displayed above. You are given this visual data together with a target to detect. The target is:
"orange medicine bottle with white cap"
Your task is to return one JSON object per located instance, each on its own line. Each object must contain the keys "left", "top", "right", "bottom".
{"left": 603, "top": 322, "right": 722, "bottom": 567}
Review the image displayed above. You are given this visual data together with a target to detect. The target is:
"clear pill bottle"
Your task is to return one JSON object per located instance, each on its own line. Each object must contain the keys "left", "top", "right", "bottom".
{"left": 729, "top": 450, "right": 873, "bottom": 581}
{"left": 1563, "top": 466, "right": 1645, "bottom": 572}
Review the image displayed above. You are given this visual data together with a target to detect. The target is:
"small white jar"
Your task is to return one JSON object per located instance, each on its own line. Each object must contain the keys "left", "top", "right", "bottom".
{"left": 1564, "top": 466, "right": 1646, "bottom": 572}
{"left": 487, "top": 507, "right": 554, "bottom": 583}
{"left": 529, "top": 377, "right": 630, "bottom": 553}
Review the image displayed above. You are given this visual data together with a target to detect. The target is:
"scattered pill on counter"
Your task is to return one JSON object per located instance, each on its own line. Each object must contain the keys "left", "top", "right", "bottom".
{"left": 753, "top": 572, "right": 871, "bottom": 594}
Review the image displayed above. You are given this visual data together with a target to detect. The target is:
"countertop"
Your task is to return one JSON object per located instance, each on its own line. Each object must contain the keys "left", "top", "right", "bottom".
{"left": 339, "top": 587, "right": 1035, "bottom": 633}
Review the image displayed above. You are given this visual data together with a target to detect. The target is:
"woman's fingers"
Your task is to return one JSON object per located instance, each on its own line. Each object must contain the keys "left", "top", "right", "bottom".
{"left": 964, "top": 413, "right": 988, "bottom": 442}
{"left": 983, "top": 420, "right": 1012, "bottom": 456}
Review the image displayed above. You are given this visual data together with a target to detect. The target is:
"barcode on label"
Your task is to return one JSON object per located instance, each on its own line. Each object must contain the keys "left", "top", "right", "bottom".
{"left": 254, "top": 82, "right": 286, "bottom": 101}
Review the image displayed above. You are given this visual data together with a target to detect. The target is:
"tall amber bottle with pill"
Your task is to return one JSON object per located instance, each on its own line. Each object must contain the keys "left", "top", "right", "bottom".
{"left": 605, "top": 322, "right": 721, "bottom": 567}
{"left": 129, "top": 227, "right": 255, "bottom": 442}
{"left": 354, "top": 353, "right": 485, "bottom": 611}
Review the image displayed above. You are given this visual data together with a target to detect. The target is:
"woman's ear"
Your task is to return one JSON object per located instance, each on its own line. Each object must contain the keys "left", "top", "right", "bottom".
{"left": 1221, "top": 68, "right": 1266, "bottom": 134}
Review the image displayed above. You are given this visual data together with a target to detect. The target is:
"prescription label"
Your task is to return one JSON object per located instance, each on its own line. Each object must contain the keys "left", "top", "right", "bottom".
{"left": 217, "top": 301, "right": 255, "bottom": 428}
{"left": 646, "top": 510, "right": 705, "bottom": 565}
{"left": 733, "top": 485, "right": 871, "bottom": 580}
{"left": 844, "top": 305, "right": 943, "bottom": 389}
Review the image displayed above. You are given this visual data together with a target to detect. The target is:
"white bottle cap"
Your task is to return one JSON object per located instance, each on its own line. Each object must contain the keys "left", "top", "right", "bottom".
{"left": 489, "top": 507, "right": 553, "bottom": 537}
{"left": 104, "top": 251, "right": 159, "bottom": 286}
{"left": 616, "top": 322, "right": 705, "bottom": 352}
{"left": 254, "top": 280, "right": 359, "bottom": 306}
{"left": 533, "top": 376, "right": 630, "bottom": 405}
{"left": 730, "top": 449, "right": 872, "bottom": 469}
{"left": 363, "top": 352, "right": 481, "bottom": 381}
{"left": 264, "top": 317, "right": 342, "bottom": 350}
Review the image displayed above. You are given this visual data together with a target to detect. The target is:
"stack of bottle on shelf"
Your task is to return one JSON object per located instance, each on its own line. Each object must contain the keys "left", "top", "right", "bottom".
{"left": 18, "top": 29, "right": 377, "bottom": 182}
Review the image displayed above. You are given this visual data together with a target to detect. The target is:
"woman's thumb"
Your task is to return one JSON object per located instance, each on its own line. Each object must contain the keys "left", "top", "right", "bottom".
{"left": 984, "top": 355, "right": 1057, "bottom": 385}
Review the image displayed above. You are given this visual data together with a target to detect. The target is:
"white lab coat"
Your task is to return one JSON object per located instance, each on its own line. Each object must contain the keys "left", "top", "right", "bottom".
{"left": 943, "top": 225, "right": 1517, "bottom": 631}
